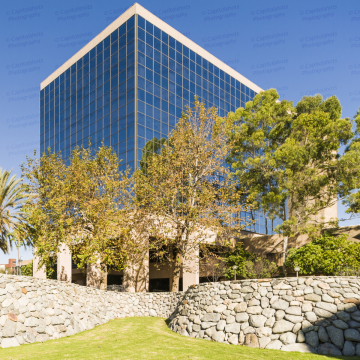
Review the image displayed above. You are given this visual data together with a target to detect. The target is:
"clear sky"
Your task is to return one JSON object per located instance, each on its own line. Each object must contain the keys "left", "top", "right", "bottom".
{"left": 1, "top": 0, "right": 359, "bottom": 263}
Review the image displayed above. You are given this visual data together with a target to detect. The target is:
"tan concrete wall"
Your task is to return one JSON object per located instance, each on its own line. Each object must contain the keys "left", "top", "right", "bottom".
{"left": 240, "top": 225, "right": 360, "bottom": 267}
{"left": 123, "top": 248, "right": 149, "bottom": 292}
{"left": 33, "top": 251, "right": 46, "bottom": 279}
{"left": 57, "top": 244, "right": 72, "bottom": 282}
{"left": 86, "top": 258, "right": 101, "bottom": 288}
{"left": 312, "top": 201, "right": 337, "bottom": 225}
{"left": 182, "top": 248, "right": 199, "bottom": 291}
{"left": 331, "top": 225, "right": 360, "bottom": 242}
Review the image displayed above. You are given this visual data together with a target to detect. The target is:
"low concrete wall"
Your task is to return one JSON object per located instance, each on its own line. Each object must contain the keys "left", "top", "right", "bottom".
{"left": 0, "top": 275, "right": 183, "bottom": 348}
{"left": 168, "top": 276, "right": 360, "bottom": 356}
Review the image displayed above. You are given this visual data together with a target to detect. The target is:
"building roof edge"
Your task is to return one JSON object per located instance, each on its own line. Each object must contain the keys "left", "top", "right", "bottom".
{"left": 41, "top": 3, "right": 263, "bottom": 94}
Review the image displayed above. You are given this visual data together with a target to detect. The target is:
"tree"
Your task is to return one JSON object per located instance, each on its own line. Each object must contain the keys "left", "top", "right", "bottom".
{"left": 199, "top": 247, "right": 228, "bottom": 282}
{"left": 339, "top": 107, "right": 360, "bottom": 216}
{"left": 21, "top": 145, "right": 135, "bottom": 289}
{"left": 134, "top": 100, "right": 248, "bottom": 291}
{"left": 285, "top": 233, "right": 360, "bottom": 275}
{"left": 227, "top": 89, "right": 358, "bottom": 269}
{"left": 21, "top": 261, "right": 33, "bottom": 276}
{"left": 200, "top": 259, "right": 227, "bottom": 282}
{"left": 0, "top": 168, "right": 29, "bottom": 253}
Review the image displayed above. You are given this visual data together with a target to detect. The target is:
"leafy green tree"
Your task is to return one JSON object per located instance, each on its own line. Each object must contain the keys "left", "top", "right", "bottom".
{"left": 222, "top": 243, "right": 278, "bottom": 279}
{"left": 339, "top": 108, "right": 360, "bottom": 215}
{"left": 227, "top": 89, "right": 358, "bottom": 268}
{"left": 21, "top": 261, "right": 33, "bottom": 276}
{"left": 285, "top": 234, "right": 360, "bottom": 275}
{"left": 0, "top": 169, "right": 29, "bottom": 253}
{"left": 21, "top": 145, "right": 135, "bottom": 289}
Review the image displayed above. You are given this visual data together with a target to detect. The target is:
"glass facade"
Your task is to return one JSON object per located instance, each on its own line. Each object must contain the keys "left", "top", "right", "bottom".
{"left": 40, "top": 16, "right": 136, "bottom": 169}
{"left": 136, "top": 15, "right": 254, "bottom": 165}
{"left": 40, "top": 13, "right": 280, "bottom": 235}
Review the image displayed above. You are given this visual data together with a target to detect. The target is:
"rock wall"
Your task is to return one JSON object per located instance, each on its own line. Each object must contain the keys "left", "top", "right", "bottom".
{"left": 168, "top": 276, "right": 360, "bottom": 356}
{"left": 3, "top": 273, "right": 360, "bottom": 356}
{"left": 0, "top": 274, "right": 183, "bottom": 348}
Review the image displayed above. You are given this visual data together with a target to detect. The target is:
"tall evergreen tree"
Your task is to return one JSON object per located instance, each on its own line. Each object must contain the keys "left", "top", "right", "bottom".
{"left": 227, "top": 89, "right": 360, "bottom": 267}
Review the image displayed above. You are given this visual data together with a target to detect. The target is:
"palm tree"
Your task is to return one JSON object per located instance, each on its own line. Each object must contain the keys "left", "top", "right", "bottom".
{"left": 0, "top": 169, "right": 27, "bottom": 252}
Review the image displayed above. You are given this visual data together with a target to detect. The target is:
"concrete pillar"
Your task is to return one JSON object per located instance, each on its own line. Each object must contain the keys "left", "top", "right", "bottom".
{"left": 182, "top": 247, "right": 199, "bottom": 291}
{"left": 312, "top": 201, "right": 337, "bottom": 226}
{"left": 123, "top": 248, "right": 149, "bottom": 292}
{"left": 33, "top": 250, "right": 46, "bottom": 279}
{"left": 57, "top": 244, "right": 72, "bottom": 282}
{"left": 86, "top": 257, "right": 101, "bottom": 289}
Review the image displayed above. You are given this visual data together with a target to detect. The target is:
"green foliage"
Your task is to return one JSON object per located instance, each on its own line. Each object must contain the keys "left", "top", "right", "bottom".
{"left": 340, "top": 107, "right": 360, "bottom": 215}
{"left": 222, "top": 243, "right": 278, "bottom": 279}
{"left": 227, "top": 90, "right": 357, "bottom": 239}
{"left": 134, "top": 100, "right": 248, "bottom": 291}
{"left": 21, "top": 261, "right": 33, "bottom": 276}
{"left": 222, "top": 243, "right": 256, "bottom": 279}
{"left": 285, "top": 234, "right": 360, "bottom": 275}
{"left": 244, "top": 258, "right": 278, "bottom": 279}
{"left": 21, "top": 144, "right": 135, "bottom": 289}
{"left": 226, "top": 90, "right": 360, "bottom": 272}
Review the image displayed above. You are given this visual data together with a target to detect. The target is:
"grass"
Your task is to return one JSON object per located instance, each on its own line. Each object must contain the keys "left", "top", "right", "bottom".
{"left": 0, "top": 317, "right": 357, "bottom": 360}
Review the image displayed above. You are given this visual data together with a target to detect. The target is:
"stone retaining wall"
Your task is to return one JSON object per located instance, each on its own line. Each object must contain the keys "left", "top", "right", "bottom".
{"left": 3, "top": 273, "right": 360, "bottom": 356}
{"left": 168, "top": 276, "right": 360, "bottom": 356}
{"left": 0, "top": 274, "right": 183, "bottom": 348}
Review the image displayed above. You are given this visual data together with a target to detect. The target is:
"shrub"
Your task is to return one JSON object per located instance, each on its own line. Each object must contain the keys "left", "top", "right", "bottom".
{"left": 222, "top": 243, "right": 278, "bottom": 279}
{"left": 285, "top": 234, "right": 360, "bottom": 275}
{"left": 222, "top": 243, "right": 256, "bottom": 279}
{"left": 21, "top": 261, "right": 33, "bottom": 276}
{"left": 244, "top": 258, "right": 278, "bottom": 279}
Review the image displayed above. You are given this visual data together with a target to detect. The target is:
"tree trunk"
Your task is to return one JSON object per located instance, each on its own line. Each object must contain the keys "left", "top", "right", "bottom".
{"left": 100, "top": 263, "right": 107, "bottom": 290}
{"left": 283, "top": 236, "right": 288, "bottom": 276}
{"left": 170, "top": 252, "right": 182, "bottom": 292}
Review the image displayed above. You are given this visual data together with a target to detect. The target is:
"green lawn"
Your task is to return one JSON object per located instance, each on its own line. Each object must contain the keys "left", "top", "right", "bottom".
{"left": 0, "top": 317, "right": 357, "bottom": 360}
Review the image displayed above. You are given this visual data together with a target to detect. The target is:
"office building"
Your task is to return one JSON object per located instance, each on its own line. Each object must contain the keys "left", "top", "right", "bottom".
{"left": 37, "top": 3, "right": 281, "bottom": 289}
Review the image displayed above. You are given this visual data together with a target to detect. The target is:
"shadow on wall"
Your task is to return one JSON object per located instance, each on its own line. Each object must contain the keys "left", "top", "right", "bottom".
{"left": 168, "top": 276, "right": 360, "bottom": 356}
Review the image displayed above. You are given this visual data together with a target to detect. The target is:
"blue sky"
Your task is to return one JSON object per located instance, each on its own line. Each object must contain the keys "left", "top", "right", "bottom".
{"left": 1, "top": 0, "right": 359, "bottom": 263}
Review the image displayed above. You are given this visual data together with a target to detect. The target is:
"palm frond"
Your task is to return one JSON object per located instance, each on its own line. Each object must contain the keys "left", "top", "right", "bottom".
{"left": 0, "top": 168, "right": 29, "bottom": 252}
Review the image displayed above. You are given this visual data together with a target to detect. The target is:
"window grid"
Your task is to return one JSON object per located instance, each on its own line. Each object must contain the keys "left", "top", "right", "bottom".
{"left": 40, "top": 16, "right": 136, "bottom": 170}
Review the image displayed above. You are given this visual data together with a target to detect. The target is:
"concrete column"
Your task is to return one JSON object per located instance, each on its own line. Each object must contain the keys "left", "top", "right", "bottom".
{"left": 123, "top": 248, "right": 149, "bottom": 292}
{"left": 57, "top": 244, "right": 72, "bottom": 282}
{"left": 86, "top": 257, "right": 101, "bottom": 289}
{"left": 182, "top": 247, "right": 199, "bottom": 291}
{"left": 33, "top": 250, "right": 46, "bottom": 279}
